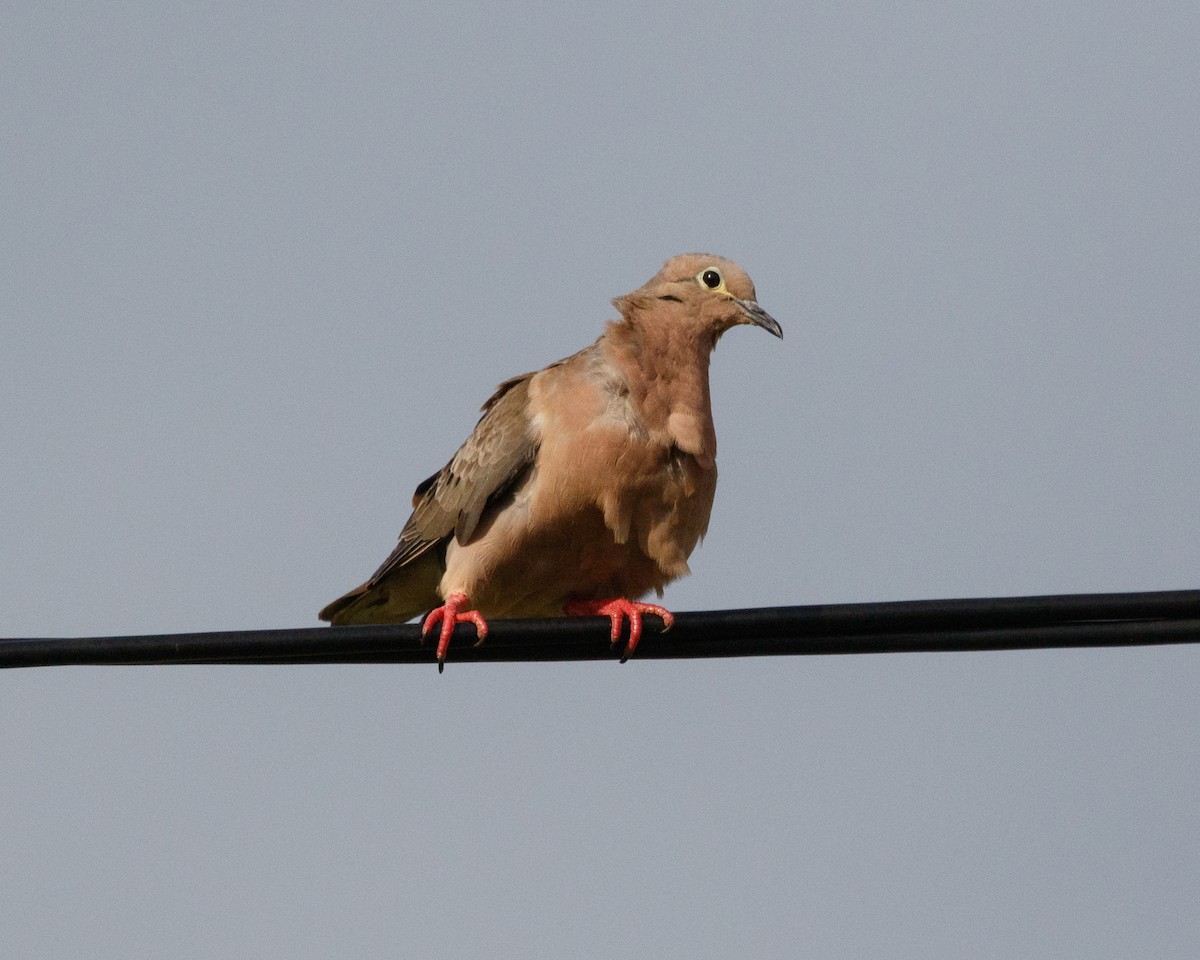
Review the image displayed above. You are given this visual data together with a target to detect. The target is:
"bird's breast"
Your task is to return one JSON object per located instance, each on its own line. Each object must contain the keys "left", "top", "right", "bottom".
{"left": 441, "top": 358, "right": 719, "bottom": 615}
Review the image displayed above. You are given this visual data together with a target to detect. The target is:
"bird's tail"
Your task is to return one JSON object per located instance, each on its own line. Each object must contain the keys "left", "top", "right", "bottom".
{"left": 318, "top": 550, "right": 443, "bottom": 625}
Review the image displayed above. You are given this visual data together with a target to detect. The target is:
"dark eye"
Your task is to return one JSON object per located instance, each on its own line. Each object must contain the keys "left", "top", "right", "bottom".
{"left": 700, "top": 269, "right": 722, "bottom": 289}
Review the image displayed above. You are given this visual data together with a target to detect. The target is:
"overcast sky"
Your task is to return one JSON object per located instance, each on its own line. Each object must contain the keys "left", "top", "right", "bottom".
{"left": 3, "top": 1, "right": 1199, "bottom": 957}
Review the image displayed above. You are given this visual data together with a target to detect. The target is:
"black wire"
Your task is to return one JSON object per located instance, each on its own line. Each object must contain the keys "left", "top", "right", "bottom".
{"left": 2, "top": 589, "right": 1198, "bottom": 669}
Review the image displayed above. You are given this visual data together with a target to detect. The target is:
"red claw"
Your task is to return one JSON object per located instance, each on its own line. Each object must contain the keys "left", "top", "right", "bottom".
{"left": 564, "top": 598, "right": 674, "bottom": 662}
{"left": 422, "top": 592, "right": 488, "bottom": 672}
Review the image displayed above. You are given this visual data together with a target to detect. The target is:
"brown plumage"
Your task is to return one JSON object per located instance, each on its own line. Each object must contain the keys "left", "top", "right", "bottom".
{"left": 320, "top": 253, "right": 783, "bottom": 667}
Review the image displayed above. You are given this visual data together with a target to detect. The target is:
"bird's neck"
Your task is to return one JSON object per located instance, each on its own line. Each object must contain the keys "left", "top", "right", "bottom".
{"left": 604, "top": 318, "right": 718, "bottom": 459}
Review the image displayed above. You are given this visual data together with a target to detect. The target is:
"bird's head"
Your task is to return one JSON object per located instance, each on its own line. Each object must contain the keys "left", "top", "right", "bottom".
{"left": 613, "top": 253, "right": 783, "bottom": 341}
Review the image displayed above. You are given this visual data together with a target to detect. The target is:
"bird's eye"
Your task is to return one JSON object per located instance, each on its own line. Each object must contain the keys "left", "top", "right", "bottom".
{"left": 699, "top": 269, "right": 723, "bottom": 289}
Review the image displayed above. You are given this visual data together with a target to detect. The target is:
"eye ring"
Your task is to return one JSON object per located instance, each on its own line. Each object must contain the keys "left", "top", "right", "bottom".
{"left": 699, "top": 268, "right": 723, "bottom": 289}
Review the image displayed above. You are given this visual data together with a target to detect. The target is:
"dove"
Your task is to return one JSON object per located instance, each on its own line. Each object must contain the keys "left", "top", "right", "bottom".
{"left": 320, "top": 253, "right": 782, "bottom": 669}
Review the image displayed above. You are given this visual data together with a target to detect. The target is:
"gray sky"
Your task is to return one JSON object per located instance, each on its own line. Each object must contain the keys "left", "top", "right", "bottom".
{"left": 3, "top": 1, "right": 1199, "bottom": 957}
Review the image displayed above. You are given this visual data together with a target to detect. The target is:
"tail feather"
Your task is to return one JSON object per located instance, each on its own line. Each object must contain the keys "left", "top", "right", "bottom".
{"left": 319, "top": 549, "right": 443, "bottom": 625}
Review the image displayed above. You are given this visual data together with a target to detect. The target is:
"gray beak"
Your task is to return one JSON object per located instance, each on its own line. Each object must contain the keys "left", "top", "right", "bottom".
{"left": 736, "top": 298, "right": 783, "bottom": 339}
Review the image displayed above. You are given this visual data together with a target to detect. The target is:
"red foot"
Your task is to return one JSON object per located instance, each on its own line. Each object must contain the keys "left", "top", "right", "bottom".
{"left": 564, "top": 598, "right": 674, "bottom": 662}
{"left": 422, "top": 592, "right": 488, "bottom": 672}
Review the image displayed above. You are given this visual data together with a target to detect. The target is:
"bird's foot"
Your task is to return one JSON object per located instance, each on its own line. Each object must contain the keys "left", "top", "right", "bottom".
{"left": 563, "top": 598, "right": 674, "bottom": 663}
{"left": 422, "top": 592, "right": 488, "bottom": 673}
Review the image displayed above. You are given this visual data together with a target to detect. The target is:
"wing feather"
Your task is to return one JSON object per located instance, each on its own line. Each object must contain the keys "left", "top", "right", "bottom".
{"left": 365, "top": 372, "right": 539, "bottom": 587}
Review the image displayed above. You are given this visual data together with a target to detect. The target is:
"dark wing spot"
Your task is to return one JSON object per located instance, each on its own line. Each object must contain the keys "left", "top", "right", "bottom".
{"left": 413, "top": 470, "right": 439, "bottom": 500}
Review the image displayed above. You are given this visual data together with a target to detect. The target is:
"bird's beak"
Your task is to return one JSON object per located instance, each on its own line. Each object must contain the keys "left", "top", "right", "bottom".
{"left": 735, "top": 298, "right": 783, "bottom": 339}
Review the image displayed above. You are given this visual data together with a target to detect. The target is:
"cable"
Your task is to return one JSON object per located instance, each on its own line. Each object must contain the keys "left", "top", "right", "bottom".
{"left": 2, "top": 589, "right": 1198, "bottom": 669}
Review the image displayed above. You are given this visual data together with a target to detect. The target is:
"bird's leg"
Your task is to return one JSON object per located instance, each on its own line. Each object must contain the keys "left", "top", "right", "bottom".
{"left": 563, "top": 598, "right": 674, "bottom": 663}
{"left": 422, "top": 592, "right": 488, "bottom": 673}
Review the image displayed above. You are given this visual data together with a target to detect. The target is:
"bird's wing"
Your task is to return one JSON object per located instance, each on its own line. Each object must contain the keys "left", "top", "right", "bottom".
{"left": 365, "top": 371, "right": 540, "bottom": 587}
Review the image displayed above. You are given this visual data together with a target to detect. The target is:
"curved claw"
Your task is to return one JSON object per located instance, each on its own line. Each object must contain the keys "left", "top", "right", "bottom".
{"left": 564, "top": 598, "right": 674, "bottom": 662}
{"left": 422, "top": 592, "right": 488, "bottom": 672}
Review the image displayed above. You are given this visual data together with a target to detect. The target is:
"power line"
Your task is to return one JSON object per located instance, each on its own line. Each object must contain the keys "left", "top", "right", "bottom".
{"left": 2, "top": 589, "right": 1198, "bottom": 669}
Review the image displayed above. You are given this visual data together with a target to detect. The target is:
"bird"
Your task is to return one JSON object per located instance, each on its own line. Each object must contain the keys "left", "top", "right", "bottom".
{"left": 320, "top": 253, "right": 782, "bottom": 670}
